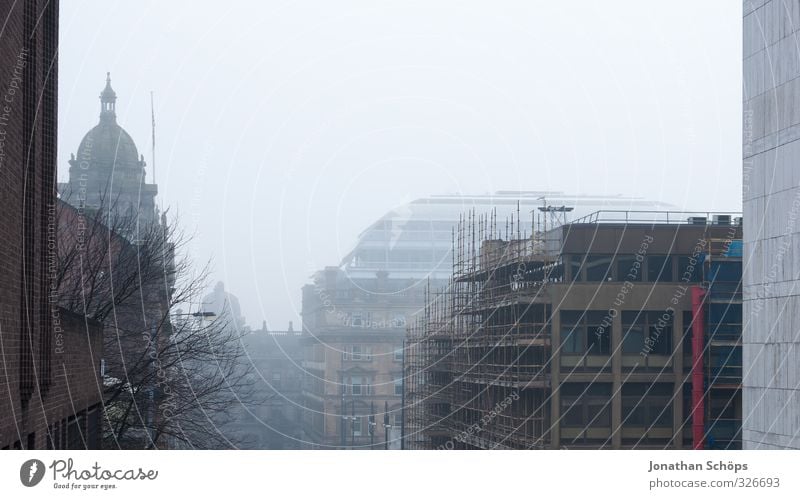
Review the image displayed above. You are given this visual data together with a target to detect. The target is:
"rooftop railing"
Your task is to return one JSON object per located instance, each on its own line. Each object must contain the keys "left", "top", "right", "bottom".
{"left": 569, "top": 210, "right": 743, "bottom": 225}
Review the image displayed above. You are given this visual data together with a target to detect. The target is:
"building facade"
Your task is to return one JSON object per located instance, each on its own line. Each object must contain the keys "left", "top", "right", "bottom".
{"left": 300, "top": 192, "right": 677, "bottom": 449}
{"left": 231, "top": 325, "right": 304, "bottom": 449}
{"left": 0, "top": 0, "right": 104, "bottom": 450}
{"left": 301, "top": 268, "right": 412, "bottom": 449}
{"left": 407, "top": 211, "right": 743, "bottom": 449}
{"left": 742, "top": 0, "right": 800, "bottom": 450}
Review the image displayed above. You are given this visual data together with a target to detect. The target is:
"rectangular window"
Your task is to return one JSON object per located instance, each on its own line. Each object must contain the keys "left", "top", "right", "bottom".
{"left": 682, "top": 311, "right": 694, "bottom": 355}
{"left": 561, "top": 326, "right": 584, "bottom": 354}
{"left": 647, "top": 313, "right": 673, "bottom": 355}
{"left": 351, "top": 313, "right": 363, "bottom": 327}
{"left": 351, "top": 345, "right": 362, "bottom": 360}
{"left": 708, "top": 303, "right": 742, "bottom": 325}
{"left": 560, "top": 311, "right": 610, "bottom": 355}
{"left": 394, "top": 377, "right": 403, "bottom": 396}
{"left": 585, "top": 255, "right": 614, "bottom": 282}
{"left": 647, "top": 256, "right": 673, "bottom": 282}
{"left": 677, "top": 256, "right": 703, "bottom": 282}
{"left": 393, "top": 347, "right": 403, "bottom": 362}
{"left": 353, "top": 417, "right": 363, "bottom": 436}
{"left": 560, "top": 383, "right": 612, "bottom": 428}
{"left": 621, "top": 383, "right": 673, "bottom": 428}
{"left": 617, "top": 256, "right": 643, "bottom": 282}
{"left": 585, "top": 311, "right": 611, "bottom": 354}
{"left": 561, "top": 399, "right": 585, "bottom": 427}
{"left": 351, "top": 376, "right": 363, "bottom": 396}
{"left": 622, "top": 311, "right": 673, "bottom": 355}
{"left": 587, "top": 400, "right": 611, "bottom": 427}
{"left": 622, "top": 324, "right": 644, "bottom": 354}
{"left": 569, "top": 255, "right": 584, "bottom": 282}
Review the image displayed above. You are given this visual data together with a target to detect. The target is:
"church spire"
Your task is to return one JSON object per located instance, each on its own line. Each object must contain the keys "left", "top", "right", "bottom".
{"left": 100, "top": 72, "right": 117, "bottom": 122}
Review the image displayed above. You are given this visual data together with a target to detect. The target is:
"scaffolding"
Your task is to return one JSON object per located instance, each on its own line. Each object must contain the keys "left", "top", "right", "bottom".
{"left": 406, "top": 208, "right": 556, "bottom": 449}
{"left": 406, "top": 209, "right": 745, "bottom": 450}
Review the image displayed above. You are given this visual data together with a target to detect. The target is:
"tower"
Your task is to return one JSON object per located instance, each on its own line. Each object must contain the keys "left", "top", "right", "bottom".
{"left": 62, "top": 73, "right": 158, "bottom": 224}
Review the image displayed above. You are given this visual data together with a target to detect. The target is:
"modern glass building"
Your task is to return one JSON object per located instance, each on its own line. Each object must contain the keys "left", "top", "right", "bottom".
{"left": 340, "top": 191, "right": 678, "bottom": 281}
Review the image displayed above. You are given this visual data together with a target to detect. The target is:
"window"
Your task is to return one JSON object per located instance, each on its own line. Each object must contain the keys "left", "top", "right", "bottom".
{"left": 351, "top": 312, "right": 363, "bottom": 327}
{"left": 647, "top": 256, "right": 673, "bottom": 282}
{"left": 708, "top": 261, "right": 741, "bottom": 283}
{"left": 351, "top": 376, "right": 363, "bottom": 395}
{"left": 710, "top": 345, "right": 742, "bottom": 379}
{"left": 622, "top": 323, "right": 645, "bottom": 354}
{"left": 682, "top": 311, "right": 694, "bottom": 355}
{"left": 621, "top": 383, "right": 673, "bottom": 428}
{"left": 347, "top": 376, "right": 372, "bottom": 396}
{"left": 394, "top": 377, "right": 403, "bottom": 396}
{"left": 622, "top": 311, "right": 673, "bottom": 355}
{"left": 708, "top": 303, "right": 742, "bottom": 324}
{"left": 569, "top": 255, "right": 584, "bottom": 282}
{"left": 559, "top": 383, "right": 612, "bottom": 428}
{"left": 677, "top": 256, "right": 703, "bottom": 282}
{"left": 709, "top": 389, "right": 737, "bottom": 419}
{"left": 353, "top": 417, "right": 363, "bottom": 436}
{"left": 585, "top": 256, "right": 614, "bottom": 282}
{"left": 393, "top": 347, "right": 403, "bottom": 362}
{"left": 708, "top": 303, "right": 742, "bottom": 342}
{"left": 343, "top": 345, "right": 372, "bottom": 361}
{"left": 561, "top": 325, "right": 585, "bottom": 354}
{"left": 617, "top": 256, "right": 643, "bottom": 282}
{"left": 560, "top": 311, "right": 610, "bottom": 355}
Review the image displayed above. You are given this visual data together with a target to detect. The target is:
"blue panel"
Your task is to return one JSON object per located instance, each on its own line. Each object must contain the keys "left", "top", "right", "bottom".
{"left": 723, "top": 240, "right": 743, "bottom": 257}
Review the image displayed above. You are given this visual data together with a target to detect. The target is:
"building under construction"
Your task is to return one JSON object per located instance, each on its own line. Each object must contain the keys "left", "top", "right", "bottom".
{"left": 405, "top": 209, "right": 742, "bottom": 449}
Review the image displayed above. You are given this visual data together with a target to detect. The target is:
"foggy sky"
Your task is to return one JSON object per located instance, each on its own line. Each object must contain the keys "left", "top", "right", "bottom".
{"left": 57, "top": 1, "right": 742, "bottom": 329}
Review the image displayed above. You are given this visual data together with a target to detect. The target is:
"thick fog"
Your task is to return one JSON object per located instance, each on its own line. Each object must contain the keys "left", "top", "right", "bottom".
{"left": 57, "top": 1, "right": 741, "bottom": 328}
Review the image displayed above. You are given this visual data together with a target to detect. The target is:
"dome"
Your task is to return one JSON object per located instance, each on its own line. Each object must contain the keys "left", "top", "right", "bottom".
{"left": 68, "top": 73, "right": 145, "bottom": 182}
{"left": 75, "top": 120, "right": 140, "bottom": 171}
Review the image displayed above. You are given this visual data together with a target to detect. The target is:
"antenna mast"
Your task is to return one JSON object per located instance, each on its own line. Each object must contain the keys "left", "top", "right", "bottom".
{"left": 150, "top": 91, "right": 156, "bottom": 184}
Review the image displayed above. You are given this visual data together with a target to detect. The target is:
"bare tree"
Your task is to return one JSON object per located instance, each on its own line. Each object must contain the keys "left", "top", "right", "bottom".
{"left": 56, "top": 194, "right": 257, "bottom": 449}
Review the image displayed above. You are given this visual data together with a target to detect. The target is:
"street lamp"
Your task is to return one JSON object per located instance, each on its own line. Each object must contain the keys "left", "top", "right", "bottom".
{"left": 369, "top": 401, "right": 376, "bottom": 449}
{"left": 173, "top": 311, "right": 216, "bottom": 319}
{"left": 146, "top": 310, "right": 216, "bottom": 448}
{"left": 383, "top": 400, "right": 391, "bottom": 450}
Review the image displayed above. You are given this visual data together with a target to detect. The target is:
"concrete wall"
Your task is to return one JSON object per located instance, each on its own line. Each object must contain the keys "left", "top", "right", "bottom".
{"left": 743, "top": 0, "right": 800, "bottom": 449}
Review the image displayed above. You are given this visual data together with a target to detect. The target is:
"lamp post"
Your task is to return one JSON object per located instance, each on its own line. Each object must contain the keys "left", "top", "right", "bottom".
{"left": 401, "top": 338, "right": 405, "bottom": 450}
{"left": 383, "top": 400, "right": 391, "bottom": 450}
{"left": 148, "top": 310, "right": 215, "bottom": 448}
{"left": 369, "top": 401, "right": 376, "bottom": 449}
{"left": 350, "top": 399, "right": 356, "bottom": 448}
{"left": 341, "top": 388, "right": 347, "bottom": 448}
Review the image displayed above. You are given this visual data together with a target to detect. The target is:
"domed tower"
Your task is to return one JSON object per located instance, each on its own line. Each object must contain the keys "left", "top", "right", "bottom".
{"left": 63, "top": 73, "right": 157, "bottom": 223}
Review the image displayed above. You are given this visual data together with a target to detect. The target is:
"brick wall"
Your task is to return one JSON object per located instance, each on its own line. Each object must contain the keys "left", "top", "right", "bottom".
{"left": 0, "top": 0, "right": 104, "bottom": 450}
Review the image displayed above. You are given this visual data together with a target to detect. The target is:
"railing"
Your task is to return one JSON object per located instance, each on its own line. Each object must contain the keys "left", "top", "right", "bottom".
{"left": 569, "top": 210, "right": 743, "bottom": 225}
